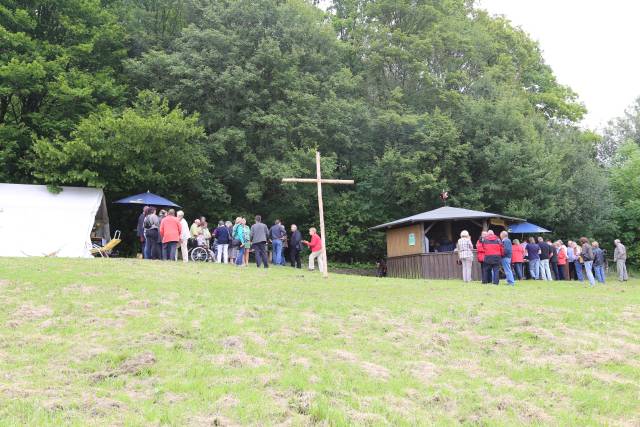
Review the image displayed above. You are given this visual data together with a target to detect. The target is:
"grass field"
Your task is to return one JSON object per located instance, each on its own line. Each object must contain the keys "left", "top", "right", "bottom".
{"left": 0, "top": 258, "right": 639, "bottom": 426}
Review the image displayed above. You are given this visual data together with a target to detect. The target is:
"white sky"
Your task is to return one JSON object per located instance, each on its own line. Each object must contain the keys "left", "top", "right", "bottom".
{"left": 318, "top": 0, "right": 640, "bottom": 129}
{"left": 479, "top": 0, "right": 640, "bottom": 129}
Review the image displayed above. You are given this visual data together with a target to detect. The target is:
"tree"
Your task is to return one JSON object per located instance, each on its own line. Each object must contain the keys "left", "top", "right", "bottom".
{"left": 32, "top": 91, "right": 216, "bottom": 206}
{"left": 0, "top": 0, "right": 127, "bottom": 182}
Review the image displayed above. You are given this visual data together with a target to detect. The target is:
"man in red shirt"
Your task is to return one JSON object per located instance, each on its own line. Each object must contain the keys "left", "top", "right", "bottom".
{"left": 302, "top": 227, "right": 323, "bottom": 272}
{"left": 159, "top": 209, "right": 183, "bottom": 261}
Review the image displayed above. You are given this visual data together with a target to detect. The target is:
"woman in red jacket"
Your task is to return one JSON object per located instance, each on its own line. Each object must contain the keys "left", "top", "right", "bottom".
{"left": 302, "top": 227, "right": 323, "bottom": 272}
{"left": 556, "top": 240, "right": 569, "bottom": 280}
{"left": 511, "top": 239, "right": 525, "bottom": 280}
{"left": 476, "top": 231, "right": 487, "bottom": 283}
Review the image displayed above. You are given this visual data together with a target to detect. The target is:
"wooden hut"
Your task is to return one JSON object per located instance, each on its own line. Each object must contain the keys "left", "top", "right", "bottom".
{"left": 371, "top": 207, "right": 524, "bottom": 280}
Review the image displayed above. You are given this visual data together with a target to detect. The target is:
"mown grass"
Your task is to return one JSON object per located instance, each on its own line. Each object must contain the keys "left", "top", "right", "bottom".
{"left": 0, "top": 257, "right": 639, "bottom": 426}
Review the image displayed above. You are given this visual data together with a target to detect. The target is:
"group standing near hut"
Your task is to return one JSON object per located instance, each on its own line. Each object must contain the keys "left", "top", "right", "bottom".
{"left": 372, "top": 207, "right": 630, "bottom": 283}
{"left": 458, "top": 229, "right": 628, "bottom": 286}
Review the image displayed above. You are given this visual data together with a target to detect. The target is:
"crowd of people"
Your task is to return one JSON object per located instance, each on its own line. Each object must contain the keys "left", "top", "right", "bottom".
{"left": 135, "top": 207, "right": 325, "bottom": 271}
{"left": 456, "top": 230, "right": 629, "bottom": 286}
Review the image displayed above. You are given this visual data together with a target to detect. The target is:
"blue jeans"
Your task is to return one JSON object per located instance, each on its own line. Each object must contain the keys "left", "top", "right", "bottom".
{"left": 272, "top": 239, "right": 283, "bottom": 265}
{"left": 583, "top": 261, "right": 596, "bottom": 286}
{"left": 236, "top": 247, "right": 245, "bottom": 265}
{"left": 513, "top": 263, "right": 524, "bottom": 280}
{"left": 162, "top": 241, "right": 177, "bottom": 261}
{"left": 529, "top": 259, "right": 540, "bottom": 279}
{"left": 540, "top": 259, "right": 553, "bottom": 281}
{"left": 574, "top": 262, "right": 584, "bottom": 281}
{"left": 502, "top": 257, "right": 515, "bottom": 285}
{"left": 594, "top": 264, "right": 605, "bottom": 283}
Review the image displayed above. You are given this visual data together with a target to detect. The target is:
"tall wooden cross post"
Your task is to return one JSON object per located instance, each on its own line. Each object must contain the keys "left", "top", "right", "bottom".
{"left": 282, "top": 151, "right": 354, "bottom": 278}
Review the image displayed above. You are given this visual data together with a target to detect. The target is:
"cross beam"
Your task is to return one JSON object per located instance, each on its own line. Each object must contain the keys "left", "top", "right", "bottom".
{"left": 282, "top": 151, "right": 354, "bottom": 278}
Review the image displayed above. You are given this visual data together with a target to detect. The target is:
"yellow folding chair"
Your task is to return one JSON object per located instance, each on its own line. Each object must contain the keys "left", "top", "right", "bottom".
{"left": 91, "top": 230, "right": 122, "bottom": 258}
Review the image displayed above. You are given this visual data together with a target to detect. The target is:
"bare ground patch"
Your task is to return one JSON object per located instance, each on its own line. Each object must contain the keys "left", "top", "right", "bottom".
{"left": 91, "top": 352, "right": 156, "bottom": 382}
{"left": 7, "top": 304, "right": 53, "bottom": 327}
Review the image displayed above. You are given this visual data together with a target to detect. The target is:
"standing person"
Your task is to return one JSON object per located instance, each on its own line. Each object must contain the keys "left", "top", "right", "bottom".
{"left": 158, "top": 209, "right": 167, "bottom": 256}
{"left": 176, "top": 211, "right": 190, "bottom": 262}
{"left": 556, "top": 241, "right": 568, "bottom": 281}
{"left": 592, "top": 241, "right": 606, "bottom": 284}
{"left": 537, "top": 237, "right": 553, "bottom": 281}
{"left": 159, "top": 209, "right": 182, "bottom": 261}
{"left": 214, "top": 220, "right": 231, "bottom": 263}
{"left": 303, "top": 227, "right": 324, "bottom": 272}
{"left": 567, "top": 240, "right": 576, "bottom": 280}
{"left": 526, "top": 237, "right": 540, "bottom": 280}
{"left": 548, "top": 240, "right": 559, "bottom": 280}
{"left": 143, "top": 207, "right": 161, "bottom": 260}
{"left": 476, "top": 231, "right": 487, "bottom": 283}
{"left": 242, "top": 218, "right": 251, "bottom": 266}
{"left": 232, "top": 217, "right": 246, "bottom": 267}
{"left": 228, "top": 220, "right": 238, "bottom": 264}
{"left": 137, "top": 206, "right": 149, "bottom": 258}
{"left": 481, "top": 230, "right": 503, "bottom": 285}
{"left": 250, "top": 215, "right": 269, "bottom": 268}
{"left": 614, "top": 239, "right": 628, "bottom": 282}
{"left": 289, "top": 224, "right": 303, "bottom": 269}
{"left": 580, "top": 237, "right": 596, "bottom": 286}
{"left": 572, "top": 241, "right": 584, "bottom": 282}
{"left": 455, "top": 230, "right": 474, "bottom": 283}
{"left": 269, "top": 219, "right": 286, "bottom": 266}
{"left": 500, "top": 231, "right": 515, "bottom": 286}
{"left": 511, "top": 239, "right": 525, "bottom": 280}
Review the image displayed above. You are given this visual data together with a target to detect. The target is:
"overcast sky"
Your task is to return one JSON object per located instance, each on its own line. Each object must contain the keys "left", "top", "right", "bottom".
{"left": 317, "top": 0, "right": 640, "bottom": 130}
{"left": 479, "top": 0, "right": 640, "bottom": 129}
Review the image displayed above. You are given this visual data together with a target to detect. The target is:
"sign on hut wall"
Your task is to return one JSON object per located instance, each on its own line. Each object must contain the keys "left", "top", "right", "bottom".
{"left": 386, "top": 224, "right": 424, "bottom": 257}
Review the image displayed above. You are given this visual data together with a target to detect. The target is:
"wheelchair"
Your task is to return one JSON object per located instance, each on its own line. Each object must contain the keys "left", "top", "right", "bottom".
{"left": 188, "top": 237, "right": 215, "bottom": 262}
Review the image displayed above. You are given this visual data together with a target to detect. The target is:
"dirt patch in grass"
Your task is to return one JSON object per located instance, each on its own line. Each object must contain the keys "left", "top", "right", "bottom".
{"left": 221, "top": 336, "right": 244, "bottom": 350}
{"left": 188, "top": 414, "right": 239, "bottom": 427}
{"left": 289, "top": 390, "right": 315, "bottom": 415}
{"left": 245, "top": 332, "right": 267, "bottom": 346}
{"left": 216, "top": 394, "right": 239, "bottom": 409}
{"left": 409, "top": 361, "right": 438, "bottom": 383}
{"left": 91, "top": 352, "right": 156, "bottom": 382}
{"left": 332, "top": 350, "right": 390, "bottom": 381}
{"left": 63, "top": 283, "right": 97, "bottom": 295}
{"left": 360, "top": 361, "right": 390, "bottom": 381}
{"left": 235, "top": 307, "right": 260, "bottom": 323}
{"left": 211, "top": 353, "right": 266, "bottom": 369}
{"left": 7, "top": 304, "right": 53, "bottom": 327}
{"left": 291, "top": 357, "right": 311, "bottom": 369}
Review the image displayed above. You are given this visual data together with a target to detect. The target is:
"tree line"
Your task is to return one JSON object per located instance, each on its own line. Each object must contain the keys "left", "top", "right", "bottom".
{"left": 1, "top": 0, "right": 638, "bottom": 262}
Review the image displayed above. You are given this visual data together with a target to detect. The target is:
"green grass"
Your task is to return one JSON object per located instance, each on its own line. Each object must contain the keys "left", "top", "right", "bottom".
{"left": 0, "top": 258, "right": 639, "bottom": 426}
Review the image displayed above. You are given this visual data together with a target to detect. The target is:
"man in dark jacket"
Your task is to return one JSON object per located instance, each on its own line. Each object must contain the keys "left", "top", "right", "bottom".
{"left": 251, "top": 215, "right": 270, "bottom": 268}
{"left": 269, "top": 219, "right": 286, "bottom": 266}
{"left": 137, "top": 206, "right": 149, "bottom": 258}
{"left": 537, "top": 237, "right": 553, "bottom": 281}
{"left": 500, "top": 231, "right": 515, "bottom": 286}
{"left": 289, "top": 224, "right": 303, "bottom": 269}
{"left": 214, "top": 220, "right": 231, "bottom": 263}
{"left": 482, "top": 230, "right": 503, "bottom": 285}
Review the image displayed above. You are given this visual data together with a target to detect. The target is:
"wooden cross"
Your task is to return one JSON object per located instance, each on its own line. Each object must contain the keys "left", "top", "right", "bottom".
{"left": 282, "top": 151, "right": 354, "bottom": 278}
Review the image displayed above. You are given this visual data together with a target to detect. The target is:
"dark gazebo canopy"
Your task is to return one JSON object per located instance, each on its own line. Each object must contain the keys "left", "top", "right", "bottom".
{"left": 371, "top": 206, "right": 524, "bottom": 231}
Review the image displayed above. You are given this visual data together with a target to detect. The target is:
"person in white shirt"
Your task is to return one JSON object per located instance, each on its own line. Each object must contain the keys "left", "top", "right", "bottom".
{"left": 176, "top": 210, "right": 190, "bottom": 262}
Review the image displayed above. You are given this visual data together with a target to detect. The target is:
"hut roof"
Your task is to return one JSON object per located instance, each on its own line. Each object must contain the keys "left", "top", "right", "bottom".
{"left": 371, "top": 206, "right": 524, "bottom": 231}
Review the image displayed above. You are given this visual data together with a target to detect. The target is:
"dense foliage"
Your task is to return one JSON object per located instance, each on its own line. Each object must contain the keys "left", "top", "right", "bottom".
{"left": 1, "top": 0, "right": 631, "bottom": 261}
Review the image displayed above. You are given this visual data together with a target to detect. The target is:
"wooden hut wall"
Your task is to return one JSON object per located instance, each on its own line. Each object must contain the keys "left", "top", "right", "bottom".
{"left": 387, "top": 253, "right": 482, "bottom": 280}
{"left": 385, "top": 224, "right": 424, "bottom": 257}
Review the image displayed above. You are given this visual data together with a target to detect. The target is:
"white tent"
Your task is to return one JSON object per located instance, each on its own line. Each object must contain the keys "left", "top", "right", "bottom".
{"left": 0, "top": 183, "right": 110, "bottom": 258}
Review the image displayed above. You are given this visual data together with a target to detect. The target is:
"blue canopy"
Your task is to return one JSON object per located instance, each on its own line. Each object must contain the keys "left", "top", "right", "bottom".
{"left": 113, "top": 191, "right": 180, "bottom": 208}
{"left": 507, "top": 222, "right": 551, "bottom": 234}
